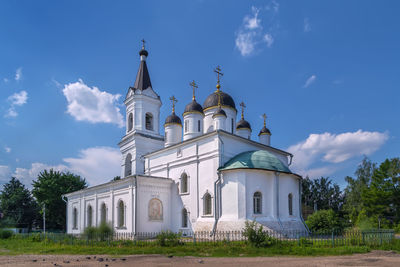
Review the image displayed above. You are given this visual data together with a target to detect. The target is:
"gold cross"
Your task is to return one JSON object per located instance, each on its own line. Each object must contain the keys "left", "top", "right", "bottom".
{"left": 262, "top": 113, "right": 267, "bottom": 127}
{"left": 240, "top": 102, "right": 246, "bottom": 120}
{"left": 141, "top": 39, "right": 146, "bottom": 49}
{"left": 170, "top": 96, "right": 177, "bottom": 113}
{"left": 214, "top": 65, "right": 223, "bottom": 91}
{"left": 189, "top": 80, "right": 198, "bottom": 101}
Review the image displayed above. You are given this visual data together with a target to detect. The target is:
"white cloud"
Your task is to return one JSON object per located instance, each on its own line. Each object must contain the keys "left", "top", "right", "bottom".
{"left": 264, "top": 33, "right": 274, "bottom": 48}
{"left": 304, "top": 18, "right": 311, "bottom": 32}
{"left": 0, "top": 165, "right": 12, "bottom": 184}
{"left": 3, "top": 78, "right": 9, "bottom": 83}
{"left": 15, "top": 67, "right": 22, "bottom": 81}
{"left": 4, "top": 146, "right": 11, "bottom": 153}
{"left": 5, "top": 90, "right": 28, "bottom": 117}
{"left": 11, "top": 146, "right": 121, "bottom": 187}
{"left": 287, "top": 130, "right": 389, "bottom": 178}
{"left": 303, "top": 75, "right": 316, "bottom": 88}
{"left": 235, "top": 4, "right": 278, "bottom": 56}
{"left": 63, "top": 79, "right": 124, "bottom": 127}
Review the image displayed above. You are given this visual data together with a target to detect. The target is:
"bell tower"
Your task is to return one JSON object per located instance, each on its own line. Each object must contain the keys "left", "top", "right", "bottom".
{"left": 119, "top": 40, "right": 164, "bottom": 177}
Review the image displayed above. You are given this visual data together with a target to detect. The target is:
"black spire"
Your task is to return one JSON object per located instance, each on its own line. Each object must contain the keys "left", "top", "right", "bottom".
{"left": 133, "top": 40, "right": 152, "bottom": 91}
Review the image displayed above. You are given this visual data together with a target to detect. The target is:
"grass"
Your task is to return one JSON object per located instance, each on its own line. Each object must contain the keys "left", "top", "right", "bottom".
{"left": 0, "top": 238, "right": 373, "bottom": 257}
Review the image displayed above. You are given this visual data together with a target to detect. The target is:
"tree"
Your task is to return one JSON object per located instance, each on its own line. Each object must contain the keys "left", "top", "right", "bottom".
{"left": 32, "top": 169, "right": 87, "bottom": 231}
{"left": 343, "top": 157, "right": 375, "bottom": 224}
{"left": 305, "top": 209, "right": 343, "bottom": 233}
{"left": 112, "top": 176, "right": 121, "bottom": 181}
{"left": 0, "top": 177, "right": 38, "bottom": 229}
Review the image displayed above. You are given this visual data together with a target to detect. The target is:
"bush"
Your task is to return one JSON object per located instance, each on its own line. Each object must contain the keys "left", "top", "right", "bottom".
{"left": 242, "top": 220, "right": 274, "bottom": 248}
{"left": 83, "top": 226, "right": 98, "bottom": 240}
{"left": 306, "top": 209, "right": 343, "bottom": 233}
{"left": 0, "top": 229, "right": 13, "bottom": 239}
{"left": 156, "top": 231, "right": 182, "bottom": 246}
{"left": 395, "top": 224, "right": 400, "bottom": 234}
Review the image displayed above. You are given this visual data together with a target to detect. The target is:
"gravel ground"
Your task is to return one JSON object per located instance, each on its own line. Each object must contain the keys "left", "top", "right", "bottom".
{"left": 0, "top": 250, "right": 399, "bottom": 267}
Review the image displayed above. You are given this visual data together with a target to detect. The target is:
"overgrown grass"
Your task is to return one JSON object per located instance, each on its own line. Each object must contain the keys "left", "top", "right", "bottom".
{"left": 0, "top": 238, "right": 373, "bottom": 257}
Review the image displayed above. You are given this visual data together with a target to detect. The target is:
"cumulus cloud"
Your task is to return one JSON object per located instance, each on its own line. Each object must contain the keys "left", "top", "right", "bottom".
{"left": 0, "top": 165, "right": 12, "bottom": 184}
{"left": 63, "top": 79, "right": 124, "bottom": 127}
{"left": 304, "top": 18, "right": 311, "bottom": 32}
{"left": 5, "top": 90, "right": 28, "bottom": 117}
{"left": 4, "top": 146, "right": 11, "bottom": 153}
{"left": 235, "top": 3, "right": 279, "bottom": 56}
{"left": 11, "top": 146, "right": 121, "bottom": 187}
{"left": 303, "top": 75, "right": 316, "bottom": 88}
{"left": 288, "top": 130, "right": 389, "bottom": 178}
{"left": 15, "top": 67, "right": 22, "bottom": 81}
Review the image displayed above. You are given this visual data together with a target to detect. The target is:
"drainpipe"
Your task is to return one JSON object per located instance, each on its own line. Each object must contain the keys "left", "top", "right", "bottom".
{"left": 275, "top": 172, "right": 284, "bottom": 232}
{"left": 288, "top": 155, "right": 293, "bottom": 166}
{"left": 211, "top": 132, "right": 224, "bottom": 236}
{"left": 134, "top": 176, "right": 138, "bottom": 236}
{"left": 62, "top": 195, "right": 68, "bottom": 233}
{"left": 298, "top": 178, "right": 310, "bottom": 233}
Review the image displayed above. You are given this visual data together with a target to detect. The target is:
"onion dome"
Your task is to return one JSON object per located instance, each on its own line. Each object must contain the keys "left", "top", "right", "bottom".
{"left": 258, "top": 113, "right": 271, "bottom": 136}
{"left": 165, "top": 112, "right": 182, "bottom": 126}
{"left": 212, "top": 107, "right": 227, "bottom": 118}
{"left": 236, "top": 119, "right": 251, "bottom": 131}
{"left": 139, "top": 48, "right": 148, "bottom": 57}
{"left": 183, "top": 100, "right": 203, "bottom": 116}
{"left": 203, "top": 91, "right": 236, "bottom": 111}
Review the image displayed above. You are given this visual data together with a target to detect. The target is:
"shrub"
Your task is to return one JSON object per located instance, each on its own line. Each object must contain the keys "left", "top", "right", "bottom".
{"left": 83, "top": 226, "right": 98, "bottom": 240}
{"left": 156, "top": 230, "right": 182, "bottom": 246}
{"left": 0, "top": 229, "right": 13, "bottom": 239}
{"left": 29, "top": 233, "right": 44, "bottom": 242}
{"left": 242, "top": 220, "right": 274, "bottom": 247}
{"left": 306, "top": 209, "right": 343, "bottom": 233}
{"left": 394, "top": 224, "right": 400, "bottom": 234}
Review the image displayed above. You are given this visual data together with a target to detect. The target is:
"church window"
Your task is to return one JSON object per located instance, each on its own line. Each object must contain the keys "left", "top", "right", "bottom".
{"left": 117, "top": 200, "right": 125, "bottom": 228}
{"left": 231, "top": 118, "right": 234, "bottom": 133}
{"left": 148, "top": 198, "right": 163, "bottom": 221}
{"left": 288, "top": 193, "right": 293, "bottom": 216}
{"left": 145, "top": 113, "right": 153, "bottom": 130}
{"left": 100, "top": 203, "right": 107, "bottom": 224}
{"left": 73, "top": 208, "right": 78, "bottom": 229}
{"left": 197, "top": 120, "right": 201, "bottom": 132}
{"left": 184, "top": 120, "right": 189, "bottom": 133}
{"left": 180, "top": 173, "right": 188, "bottom": 193}
{"left": 203, "top": 193, "right": 212, "bottom": 215}
{"left": 182, "top": 208, "right": 188, "bottom": 228}
{"left": 253, "top": 192, "right": 262, "bottom": 214}
{"left": 128, "top": 113, "right": 133, "bottom": 131}
{"left": 124, "top": 154, "right": 132, "bottom": 177}
{"left": 87, "top": 205, "right": 93, "bottom": 227}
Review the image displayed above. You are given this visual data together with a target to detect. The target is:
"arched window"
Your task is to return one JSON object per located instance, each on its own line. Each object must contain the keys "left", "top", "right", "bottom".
{"left": 117, "top": 200, "right": 125, "bottom": 227}
{"left": 184, "top": 119, "right": 189, "bottom": 133}
{"left": 124, "top": 153, "right": 132, "bottom": 177}
{"left": 197, "top": 120, "right": 201, "bottom": 132}
{"left": 180, "top": 173, "right": 188, "bottom": 193}
{"left": 231, "top": 118, "right": 234, "bottom": 133}
{"left": 182, "top": 208, "right": 188, "bottom": 228}
{"left": 145, "top": 113, "right": 153, "bottom": 130}
{"left": 87, "top": 205, "right": 93, "bottom": 227}
{"left": 288, "top": 193, "right": 293, "bottom": 216}
{"left": 73, "top": 208, "right": 78, "bottom": 229}
{"left": 253, "top": 192, "right": 262, "bottom": 214}
{"left": 100, "top": 203, "right": 107, "bottom": 224}
{"left": 203, "top": 193, "right": 212, "bottom": 215}
{"left": 148, "top": 198, "right": 163, "bottom": 221}
{"left": 128, "top": 113, "right": 133, "bottom": 131}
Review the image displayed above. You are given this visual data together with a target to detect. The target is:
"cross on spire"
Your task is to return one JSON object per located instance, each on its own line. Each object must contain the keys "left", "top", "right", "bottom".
{"left": 141, "top": 39, "right": 146, "bottom": 49}
{"left": 240, "top": 101, "right": 246, "bottom": 120}
{"left": 189, "top": 80, "right": 198, "bottom": 101}
{"left": 214, "top": 65, "right": 223, "bottom": 91}
{"left": 170, "top": 95, "right": 177, "bottom": 113}
{"left": 262, "top": 113, "right": 267, "bottom": 127}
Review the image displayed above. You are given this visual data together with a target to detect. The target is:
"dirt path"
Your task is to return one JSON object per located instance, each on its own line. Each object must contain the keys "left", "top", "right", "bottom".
{"left": 0, "top": 250, "right": 399, "bottom": 267}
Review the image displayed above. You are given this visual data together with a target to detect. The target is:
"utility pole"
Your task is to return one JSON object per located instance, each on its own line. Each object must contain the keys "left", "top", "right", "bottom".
{"left": 43, "top": 203, "right": 46, "bottom": 234}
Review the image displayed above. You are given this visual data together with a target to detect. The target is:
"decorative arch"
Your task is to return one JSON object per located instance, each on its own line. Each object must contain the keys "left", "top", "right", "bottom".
{"left": 128, "top": 113, "right": 133, "bottom": 131}
{"left": 288, "top": 193, "right": 293, "bottom": 216}
{"left": 148, "top": 198, "right": 163, "bottom": 221}
{"left": 203, "top": 192, "right": 212, "bottom": 215}
{"left": 87, "top": 205, "right": 93, "bottom": 227}
{"left": 100, "top": 203, "right": 107, "bottom": 224}
{"left": 73, "top": 207, "right": 78, "bottom": 229}
{"left": 117, "top": 200, "right": 125, "bottom": 228}
{"left": 180, "top": 172, "right": 188, "bottom": 193}
{"left": 182, "top": 208, "right": 188, "bottom": 228}
{"left": 124, "top": 153, "right": 132, "bottom": 177}
{"left": 253, "top": 191, "right": 262, "bottom": 214}
{"left": 145, "top": 112, "right": 153, "bottom": 130}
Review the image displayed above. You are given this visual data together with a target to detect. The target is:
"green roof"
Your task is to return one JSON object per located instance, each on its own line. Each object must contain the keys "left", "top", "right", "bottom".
{"left": 219, "top": 150, "right": 292, "bottom": 173}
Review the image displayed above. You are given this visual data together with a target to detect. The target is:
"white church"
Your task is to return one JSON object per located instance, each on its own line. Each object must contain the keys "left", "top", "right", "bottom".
{"left": 64, "top": 43, "right": 308, "bottom": 234}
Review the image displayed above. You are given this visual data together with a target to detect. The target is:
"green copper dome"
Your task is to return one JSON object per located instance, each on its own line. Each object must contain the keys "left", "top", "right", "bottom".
{"left": 219, "top": 150, "right": 291, "bottom": 173}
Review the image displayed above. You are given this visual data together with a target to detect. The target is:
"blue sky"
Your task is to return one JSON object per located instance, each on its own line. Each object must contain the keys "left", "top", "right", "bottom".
{"left": 0, "top": 0, "right": 399, "bottom": 188}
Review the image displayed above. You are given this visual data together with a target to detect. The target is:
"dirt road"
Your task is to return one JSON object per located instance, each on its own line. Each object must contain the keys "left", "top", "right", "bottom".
{"left": 0, "top": 250, "right": 399, "bottom": 267}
